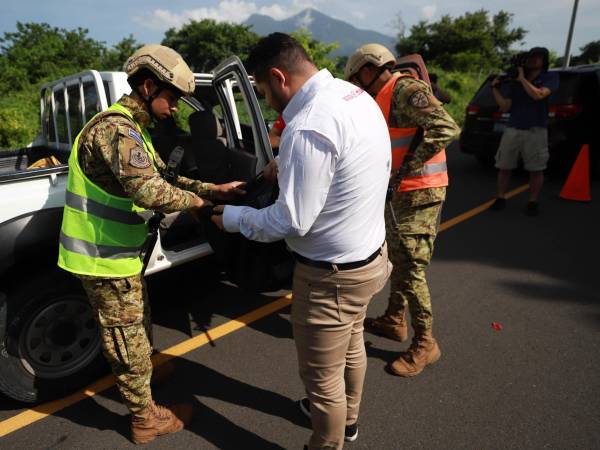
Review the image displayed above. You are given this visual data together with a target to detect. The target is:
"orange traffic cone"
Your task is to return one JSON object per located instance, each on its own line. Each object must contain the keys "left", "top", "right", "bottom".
{"left": 560, "top": 144, "right": 591, "bottom": 202}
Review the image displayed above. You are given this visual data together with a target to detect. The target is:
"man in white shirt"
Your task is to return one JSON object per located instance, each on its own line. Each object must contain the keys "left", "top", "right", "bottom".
{"left": 211, "top": 33, "right": 391, "bottom": 449}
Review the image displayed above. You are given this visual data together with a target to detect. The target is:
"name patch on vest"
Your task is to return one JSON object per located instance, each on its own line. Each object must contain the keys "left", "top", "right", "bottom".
{"left": 128, "top": 128, "right": 143, "bottom": 145}
{"left": 129, "top": 147, "right": 151, "bottom": 169}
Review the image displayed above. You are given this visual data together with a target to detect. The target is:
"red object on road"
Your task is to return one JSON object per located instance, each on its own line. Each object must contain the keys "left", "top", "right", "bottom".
{"left": 491, "top": 322, "right": 503, "bottom": 331}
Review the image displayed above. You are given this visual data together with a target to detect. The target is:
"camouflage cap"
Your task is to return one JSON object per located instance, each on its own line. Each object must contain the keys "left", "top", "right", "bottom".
{"left": 124, "top": 45, "right": 195, "bottom": 96}
{"left": 344, "top": 43, "right": 396, "bottom": 80}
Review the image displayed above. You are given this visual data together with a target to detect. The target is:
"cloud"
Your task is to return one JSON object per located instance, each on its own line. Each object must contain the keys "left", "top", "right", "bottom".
{"left": 134, "top": 0, "right": 321, "bottom": 31}
{"left": 352, "top": 10, "right": 366, "bottom": 20}
{"left": 421, "top": 4, "right": 437, "bottom": 22}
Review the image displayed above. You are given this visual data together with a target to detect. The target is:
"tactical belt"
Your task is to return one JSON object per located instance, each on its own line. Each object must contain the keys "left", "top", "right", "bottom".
{"left": 292, "top": 243, "right": 383, "bottom": 271}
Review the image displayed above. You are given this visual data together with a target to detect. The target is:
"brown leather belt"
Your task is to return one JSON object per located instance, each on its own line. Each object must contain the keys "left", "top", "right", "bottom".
{"left": 292, "top": 244, "right": 383, "bottom": 271}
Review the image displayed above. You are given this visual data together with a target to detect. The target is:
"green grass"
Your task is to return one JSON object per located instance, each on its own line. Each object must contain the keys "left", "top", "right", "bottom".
{"left": 431, "top": 68, "right": 485, "bottom": 128}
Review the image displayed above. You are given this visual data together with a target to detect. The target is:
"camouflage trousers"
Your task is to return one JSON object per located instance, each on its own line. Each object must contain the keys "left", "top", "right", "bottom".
{"left": 79, "top": 274, "right": 153, "bottom": 413}
{"left": 384, "top": 199, "right": 443, "bottom": 332}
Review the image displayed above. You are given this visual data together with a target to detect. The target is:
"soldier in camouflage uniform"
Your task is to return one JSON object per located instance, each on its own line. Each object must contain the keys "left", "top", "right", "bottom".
{"left": 58, "top": 45, "right": 244, "bottom": 444}
{"left": 345, "top": 44, "right": 460, "bottom": 377}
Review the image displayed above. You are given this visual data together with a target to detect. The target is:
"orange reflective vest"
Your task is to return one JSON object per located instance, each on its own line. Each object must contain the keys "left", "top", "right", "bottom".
{"left": 375, "top": 73, "right": 448, "bottom": 192}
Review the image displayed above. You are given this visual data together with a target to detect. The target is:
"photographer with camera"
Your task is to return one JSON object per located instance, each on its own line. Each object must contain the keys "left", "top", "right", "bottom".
{"left": 490, "top": 47, "right": 559, "bottom": 216}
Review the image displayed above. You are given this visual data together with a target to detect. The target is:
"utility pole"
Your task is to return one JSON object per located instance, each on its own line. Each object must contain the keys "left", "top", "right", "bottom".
{"left": 563, "top": 0, "right": 580, "bottom": 67}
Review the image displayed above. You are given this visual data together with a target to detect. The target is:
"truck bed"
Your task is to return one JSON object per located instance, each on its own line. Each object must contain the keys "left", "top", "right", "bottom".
{"left": 0, "top": 146, "right": 69, "bottom": 182}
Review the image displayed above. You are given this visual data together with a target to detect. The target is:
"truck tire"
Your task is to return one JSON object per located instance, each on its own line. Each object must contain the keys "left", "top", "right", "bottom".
{"left": 0, "top": 268, "right": 106, "bottom": 403}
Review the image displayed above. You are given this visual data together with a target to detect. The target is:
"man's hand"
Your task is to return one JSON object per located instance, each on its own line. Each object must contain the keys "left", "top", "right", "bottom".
{"left": 263, "top": 159, "right": 278, "bottom": 183}
{"left": 210, "top": 181, "right": 247, "bottom": 201}
{"left": 211, "top": 204, "right": 225, "bottom": 230}
{"left": 517, "top": 66, "right": 526, "bottom": 82}
{"left": 190, "top": 195, "right": 213, "bottom": 209}
{"left": 188, "top": 195, "right": 213, "bottom": 222}
{"left": 491, "top": 76, "right": 502, "bottom": 88}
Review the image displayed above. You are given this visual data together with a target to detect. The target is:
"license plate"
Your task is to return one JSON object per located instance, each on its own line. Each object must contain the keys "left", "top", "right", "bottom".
{"left": 493, "top": 122, "right": 506, "bottom": 133}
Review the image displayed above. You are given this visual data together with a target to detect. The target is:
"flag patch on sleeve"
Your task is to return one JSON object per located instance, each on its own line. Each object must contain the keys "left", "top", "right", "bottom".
{"left": 128, "top": 128, "right": 143, "bottom": 145}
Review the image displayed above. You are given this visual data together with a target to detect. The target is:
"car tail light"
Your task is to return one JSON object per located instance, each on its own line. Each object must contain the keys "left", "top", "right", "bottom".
{"left": 492, "top": 111, "right": 510, "bottom": 121}
{"left": 548, "top": 104, "right": 582, "bottom": 119}
{"left": 466, "top": 105, "right": 480, "bottom": 115}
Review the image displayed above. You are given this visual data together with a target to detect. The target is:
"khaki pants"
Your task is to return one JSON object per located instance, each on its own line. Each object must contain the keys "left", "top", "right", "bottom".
{"left": 291, "top": 243, "right": 391, "bottom": 450}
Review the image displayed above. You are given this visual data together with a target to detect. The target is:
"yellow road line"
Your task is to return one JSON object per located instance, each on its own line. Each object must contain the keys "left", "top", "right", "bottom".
{"left": 0, "top": 295, "right": 292, "bottom": 438}
{"left": 0, "top": 184, "right": 530, "bottom": 437}
{"left": 439, "top": 184, "right": 529, "bottom": 232}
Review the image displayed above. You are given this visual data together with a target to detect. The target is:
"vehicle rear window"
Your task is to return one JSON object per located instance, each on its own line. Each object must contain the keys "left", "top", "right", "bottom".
{"left": 67, "top": 84, "right": 82, "bottom": 138}
{"left": 471, "top": 77, "right": 498, "bottom": 108}
{"left": 549, "top": 72, "right": 581, "bottom": 104}
{"left": 83, "top": 82, "right": 101, "bottom": 121}
{"left": 54, "top": 88, "right": 69, "bottom": 144}
{"left": 472, "top": 71, "right": 587, "bottom": 107}
{"left": 43, "top": 88, "right": 56, "bottom": 144}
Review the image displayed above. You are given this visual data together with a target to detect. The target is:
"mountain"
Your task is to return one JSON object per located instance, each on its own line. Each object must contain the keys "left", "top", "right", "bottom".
{"left": 244, "top": 9, "right": 396, "bottom": 57}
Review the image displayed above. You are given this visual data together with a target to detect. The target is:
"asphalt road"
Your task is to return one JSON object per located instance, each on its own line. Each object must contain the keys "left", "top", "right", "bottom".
{"left": 1, "top": 145, "right": 599, "bottom": 449}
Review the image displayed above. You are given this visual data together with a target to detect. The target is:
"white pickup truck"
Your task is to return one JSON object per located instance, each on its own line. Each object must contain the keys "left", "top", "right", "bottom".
{"left": 0, "top": 57, "right": 288, "bottom": 403}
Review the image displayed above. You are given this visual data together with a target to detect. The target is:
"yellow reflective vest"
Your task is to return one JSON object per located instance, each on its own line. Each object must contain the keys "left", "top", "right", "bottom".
{"left": 58, "top": 103, "right": 157, "bottom": 277}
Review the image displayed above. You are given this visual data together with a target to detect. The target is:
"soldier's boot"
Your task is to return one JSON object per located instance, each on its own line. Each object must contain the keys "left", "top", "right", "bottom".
{"left": 364, "top": 308, "right": 408, "bottom": 342}
{"left": 131, "top": 401, "right": 193, "bottom": 444}
{"left": 150, "top": 360, "right": 176, "bottom": 388}
{"left": 387, "top": 329, "right": 441, "bottom": 377}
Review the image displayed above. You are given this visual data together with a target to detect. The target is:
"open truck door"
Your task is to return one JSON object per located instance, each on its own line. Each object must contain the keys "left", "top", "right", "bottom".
{"left": 204, "top": 56, "right": 294, "bottom": 293}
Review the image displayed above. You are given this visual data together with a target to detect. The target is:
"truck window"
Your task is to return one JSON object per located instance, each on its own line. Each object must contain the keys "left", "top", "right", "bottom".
{"left": 67, "top": 84, "right": 82, "bottom": 138}
{"left": 103, "top": 81, "right": 111, "bottom": 105}
{"left": 43, "top": 88, "right": 56, "bottom": 144}
{"left": 54, "top": 88, "right": 69, "bottom": 144}
{"left": 83, "top": 82, "right": 101, "bottom": 121}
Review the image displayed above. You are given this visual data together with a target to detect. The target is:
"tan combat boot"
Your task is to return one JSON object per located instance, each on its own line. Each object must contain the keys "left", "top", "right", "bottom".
{"left": 387, "top": 329, "right": 441, "bottom": 377}
{"left": 131, "top": 401, "right": 193, "bottom": 444}
{"left": 364, "top": 309, "right": 408, "bottom": 342}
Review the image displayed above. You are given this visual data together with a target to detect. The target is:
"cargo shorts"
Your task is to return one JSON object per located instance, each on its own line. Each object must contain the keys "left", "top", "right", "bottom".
{"left": 495, "top": 127, "right": 549, "bottom": 171}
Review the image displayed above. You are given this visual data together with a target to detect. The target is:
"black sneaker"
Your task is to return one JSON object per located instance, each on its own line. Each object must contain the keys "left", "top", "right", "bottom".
{"left": 345, "top": 422, "right": 359, "bottom": 442}
{"left": 525, "top": 201, "right": 539, "bottom": 216}
{"left": 490, "top": 197, "right": 506, "bottom": 211}
{"left": 298, "top": 398, "right": 359, "bottom": 442}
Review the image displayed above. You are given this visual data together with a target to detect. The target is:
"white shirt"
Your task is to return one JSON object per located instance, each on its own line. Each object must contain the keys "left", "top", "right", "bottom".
{"left": 223, "top": 69, "right": 391, "bottom": 263}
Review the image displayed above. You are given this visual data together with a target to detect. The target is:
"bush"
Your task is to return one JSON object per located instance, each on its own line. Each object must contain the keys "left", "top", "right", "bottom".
{"left": 0, "top": 89, "right": 39, "bottom": 149}
{"left": 430, "top": 68, "right": 483, "bottom": 128}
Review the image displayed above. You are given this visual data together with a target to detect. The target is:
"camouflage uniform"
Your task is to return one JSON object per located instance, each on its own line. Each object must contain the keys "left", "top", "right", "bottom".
{"left": 385, "top": 77, "right": 460, "bottom": 332}
{"left": 76, "top": 93, "right": 212, "bottom": 412}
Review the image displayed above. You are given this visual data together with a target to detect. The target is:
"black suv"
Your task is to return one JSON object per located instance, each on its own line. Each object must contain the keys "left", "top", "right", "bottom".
{"left": 460, "top": 64, "right": 600, "bottom": 174}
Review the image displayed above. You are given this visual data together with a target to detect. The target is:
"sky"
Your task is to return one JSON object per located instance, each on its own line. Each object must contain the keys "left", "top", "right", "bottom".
{"left": 1, "top": 0, "right": 598, "bottom": 57}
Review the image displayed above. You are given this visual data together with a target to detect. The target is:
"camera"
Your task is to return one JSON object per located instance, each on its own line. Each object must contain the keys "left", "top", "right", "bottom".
{"left": 499, "top": 52, "right": 529, "bottom": 82}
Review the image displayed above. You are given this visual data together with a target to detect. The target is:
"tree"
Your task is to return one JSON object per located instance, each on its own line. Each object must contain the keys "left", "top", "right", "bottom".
{"left": 0, "top": 22, "right": 105, "bottom": 94}
{"left": 578, "top": 40, "right": 600, "bottom": 64}
{"left": 162, "top": 19, "right": 259, "bottom": 72}
{"left": 555, "top": 40, "right": 600, "bottom": 67}
{"left": 290, "top": 29, "right": 340, "bottom": 75}
{"left": 101, "top": 35, "right": 143, "bottom": 71}
{"left": 396, "top": 10, "right": 527, "bottom": 71}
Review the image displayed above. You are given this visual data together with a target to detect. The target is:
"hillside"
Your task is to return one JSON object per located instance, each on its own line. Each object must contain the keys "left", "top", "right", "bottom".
{"left": 244, "top": 8, "right": 396, "bottom": 57}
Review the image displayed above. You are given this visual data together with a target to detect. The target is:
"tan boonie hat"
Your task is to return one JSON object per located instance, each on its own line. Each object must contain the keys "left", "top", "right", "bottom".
{"left": 124, "top": 44, "right": 195, "bottom": 96}
{"left": 344, "top": 43, "right": 396, "bottom": 80}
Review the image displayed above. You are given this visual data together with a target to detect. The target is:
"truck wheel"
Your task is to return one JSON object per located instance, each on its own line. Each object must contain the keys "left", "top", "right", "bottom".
{"left": 0, "top": 269, "right": 106, "bottom": 403}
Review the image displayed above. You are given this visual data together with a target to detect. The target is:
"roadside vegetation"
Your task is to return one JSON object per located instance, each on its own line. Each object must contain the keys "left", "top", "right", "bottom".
{"left": 1, "top": 13, "right": 598, "bottom": 149}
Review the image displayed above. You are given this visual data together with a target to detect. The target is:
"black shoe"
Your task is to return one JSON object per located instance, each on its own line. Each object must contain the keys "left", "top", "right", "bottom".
{"left": 345, "top": 422, "right": 359, "bottom": 442}
{"left": 490, "top": 197, "right": 506, "bottom": 211}
{"left": 525, "top": 201, "right": 539, "bottom": 216}
{"left": 298, "top": 398, "right": 359, "bottom": 442}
